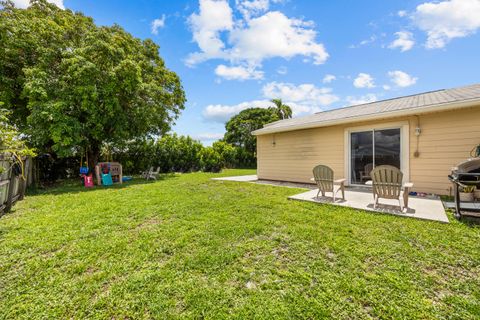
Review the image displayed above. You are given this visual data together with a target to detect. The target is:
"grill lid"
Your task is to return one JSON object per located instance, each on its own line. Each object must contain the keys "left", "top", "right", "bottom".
{"left": 452, "top": 158, "right": 480, "bottom": 174}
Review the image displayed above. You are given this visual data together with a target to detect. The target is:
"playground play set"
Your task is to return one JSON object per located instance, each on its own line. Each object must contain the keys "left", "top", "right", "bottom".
{"left": 95, "top": 162, "right": 123, "bottom": 186}
{"left": 80, "top": 162, "right": 125, "bottom": 187}
{"left": 79, "top": 151, "right": 127, "bottom": 187}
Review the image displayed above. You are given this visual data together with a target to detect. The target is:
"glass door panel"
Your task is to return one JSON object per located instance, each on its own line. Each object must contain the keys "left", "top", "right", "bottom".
{"left": 374, "top": 129, "right": 401, "bottom": 169}
{"left": 350, "top": 128, "right": 402, "bottom": 185}
{"left": 350, "top": 131, "right": 373, "bottom": 184}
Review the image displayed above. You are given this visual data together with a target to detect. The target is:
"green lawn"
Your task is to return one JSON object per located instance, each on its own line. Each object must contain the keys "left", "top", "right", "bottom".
{"left": 0, "top": 169, "right": 479, "bottom": 319}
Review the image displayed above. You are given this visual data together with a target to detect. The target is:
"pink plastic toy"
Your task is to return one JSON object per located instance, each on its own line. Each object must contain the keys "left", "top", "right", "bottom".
{"left": 84, "top": 174, "right": 94, "bottom": 188}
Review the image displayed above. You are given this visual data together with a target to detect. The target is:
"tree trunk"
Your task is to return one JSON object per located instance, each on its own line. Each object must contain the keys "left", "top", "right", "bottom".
{"left": 87, "top": 144, "right": 101, "bottom": 169}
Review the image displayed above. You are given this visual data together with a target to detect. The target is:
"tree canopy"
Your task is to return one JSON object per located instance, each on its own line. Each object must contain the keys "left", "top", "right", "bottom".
{"left": 222, "top": 101, "right": 292, "bottom": 165}
{"left": 0, "top": 0, "right": 186, "bottom": 166}
{"left": 223, "top": 107, "right": 280, "bottom": 162}
{"left": 0, "top": 108, "right": 35, "bottom": 174}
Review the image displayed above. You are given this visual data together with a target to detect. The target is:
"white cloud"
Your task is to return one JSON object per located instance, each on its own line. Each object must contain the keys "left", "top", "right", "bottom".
{"left": 276, "top": 66, "right": 287, "bottom": 75}
{"left": 228, "top": 11, "right": 328, "bottom": 65}
{"left": 322, "top": 74, "right": 336, "bottom": 83}
{"left": 187, "top": 0, "right": 234, "bottom": 64}
{"left": 349, "top": 35, "right": 377, "bottom": 49}
{"left": 383, "top": 84, "right": 391, "bottom": 90}
{"left": 389, "top": 31, "right": 415, "bottom": 52}
{"left": 412, "top": 0, "right": 480, "bottom": 49}
{"left": 203, "top": 100, "right": 274, "bottom": 122}
{"left": 215, "top": 64, "right": 264, "bottom": 80}
{"left": 203, "top": 81, "right": 340, "bottom": 122}
{"left": 353, "top": 73, "right": 375, "bottom": 88}
{"left": 361, "top": 36, "right": 376, "bottom": 45}
{"left": 151, "top": 15, "right": 166, "bottom": 35}
{"left": 388, "top": 70, "right": 418, "bottom": 87}
{"left": 187, "top": 1, "right": 329, "bottom": 78}
{"left": 262, "top": 81, "right": 339, "bottom": 108}
{"left": 236, "top": 0, "right": 269, "bottom": 19}
{"left": 193, "top": 132, "right": 225, "bottom": 141}
{"left": 345, "top": 94, "right": 378, "bottom": 106}
{"left": 11, "top": 0, "right": 64, "bottom": 8}
{"left": 398, "top": 10, "right": 407, "bottom": 17}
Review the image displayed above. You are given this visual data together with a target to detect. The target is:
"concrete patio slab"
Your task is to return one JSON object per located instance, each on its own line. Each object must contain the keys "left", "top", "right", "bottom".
{"left": 289, "top": 189, "right": 449, "bottom": 223}
{"left": 212, "top": 175, "right": 448, "bottom": 223}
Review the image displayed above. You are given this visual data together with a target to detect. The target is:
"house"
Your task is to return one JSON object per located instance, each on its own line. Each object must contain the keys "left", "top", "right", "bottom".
{"left": 252, "top": 83, "right": 480, "bottom": 196}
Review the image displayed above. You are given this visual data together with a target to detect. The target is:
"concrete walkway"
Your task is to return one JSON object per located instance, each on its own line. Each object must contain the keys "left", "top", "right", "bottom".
{"left": 211, "top": 175, "right": 258, "bottom": 182}
{"left": 212, "top": 175, "right": 449, "bottom": 223}
{"left": 289, "top": 189, "right": 449, "bottom": 223}
{"left": 212, "top": 175, "right": 315, "bottom": 189}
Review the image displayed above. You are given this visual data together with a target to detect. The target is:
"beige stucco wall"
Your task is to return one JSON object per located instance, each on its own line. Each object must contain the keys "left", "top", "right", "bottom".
{"left": 256, "top": 105, "right": 480, "bottom": 195}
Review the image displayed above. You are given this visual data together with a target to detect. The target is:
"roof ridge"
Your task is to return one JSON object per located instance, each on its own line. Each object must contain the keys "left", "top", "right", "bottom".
{"left": 314, "top": 88, "right": 446, "bottom": 115}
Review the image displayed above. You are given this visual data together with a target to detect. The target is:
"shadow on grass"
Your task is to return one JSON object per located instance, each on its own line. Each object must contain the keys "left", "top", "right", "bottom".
{"left": 443, "top": 208, "right": 480, "bottom": 227}
{"left": 26, "top": 173, "right": 178, "bottom": 197}
{"left": 457, "top": 214, "right": 480, "bottom": 226}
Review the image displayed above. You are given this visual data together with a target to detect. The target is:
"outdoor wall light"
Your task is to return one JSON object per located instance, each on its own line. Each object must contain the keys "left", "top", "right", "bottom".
{"left": 272, "top": 135, "right": 276, "bottom": 146}
{"left": 415, "top": 127, "right": 422, "bottom": 136}
{"left": 414, "top": 115, "right": 421, "bottom": 158}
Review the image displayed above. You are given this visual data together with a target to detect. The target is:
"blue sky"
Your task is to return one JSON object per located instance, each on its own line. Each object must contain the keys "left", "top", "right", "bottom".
{"left": 14, "top": 0, "right": 480, "bottom": 144}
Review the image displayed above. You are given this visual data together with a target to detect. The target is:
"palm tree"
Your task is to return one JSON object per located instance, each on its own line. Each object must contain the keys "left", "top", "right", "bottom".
{"left": 270, "top": 98, "right": 292, "bottom": 120}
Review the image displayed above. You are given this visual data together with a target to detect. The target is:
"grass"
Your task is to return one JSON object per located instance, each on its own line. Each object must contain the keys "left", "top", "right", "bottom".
{"left": 0, "top": 169, "right": 479, "bottom": 319}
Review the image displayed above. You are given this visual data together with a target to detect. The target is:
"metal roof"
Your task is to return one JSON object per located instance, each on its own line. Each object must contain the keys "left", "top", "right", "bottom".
{"left": 253, "top": 83, "right": 480, "bottom": 135}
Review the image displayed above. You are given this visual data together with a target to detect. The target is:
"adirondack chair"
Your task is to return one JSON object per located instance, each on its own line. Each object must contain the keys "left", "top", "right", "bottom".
{"left": 141, "top": 167, "right": 153, "bottom": 179}
{"left": 143, "top": 167, "right": 160, "bottom": 180}
{"left": 311, "top": 165, "right": 346, "bottom": 202}
{"left": 369, "top": 165, "right": 413, "bottom": 210}
{"left": 148, "top": 167, "right": 160, "bottom": 180}
{"left": 360, "top": 163, "right": 374, "bottom": 182}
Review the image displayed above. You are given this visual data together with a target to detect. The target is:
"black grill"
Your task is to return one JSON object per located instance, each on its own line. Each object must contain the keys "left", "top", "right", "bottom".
{"left": 448, "top": 158, "right": 480, "bottom": 218}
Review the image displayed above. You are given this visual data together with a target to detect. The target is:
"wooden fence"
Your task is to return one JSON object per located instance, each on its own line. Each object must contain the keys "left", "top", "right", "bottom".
{"left": 0, "top": 156, "right": 31, "bottom": 216}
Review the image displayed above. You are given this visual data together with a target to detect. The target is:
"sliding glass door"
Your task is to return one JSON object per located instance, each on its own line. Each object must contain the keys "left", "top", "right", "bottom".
{"left": 350, "top": 128, "right": 401, "bottom": 185}
{"left": 350, "top": 131, "right": 373, "bottom": 184}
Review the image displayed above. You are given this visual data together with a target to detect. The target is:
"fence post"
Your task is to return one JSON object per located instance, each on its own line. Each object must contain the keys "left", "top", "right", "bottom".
{"left": 5, "top": 165, "right": 14, "bottom": 212}
{"left": 27, "top": 157, "right": 33, "bottom": 187}
{"left": 18, "top": 157, "right": 30, "bottom": 201}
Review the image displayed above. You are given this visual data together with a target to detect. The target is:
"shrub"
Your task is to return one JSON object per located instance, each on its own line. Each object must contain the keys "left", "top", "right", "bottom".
{"left": 199, "top": 147, "right": 222, "bottom": 173}
{"left": 112, "top": 134, "right": 239, "bottom": 174}
{"left": 212, "top": 141, "right": 237, "bottom": 168}
{"left": 154, "top": 134, "right": 203, "bottom": 172}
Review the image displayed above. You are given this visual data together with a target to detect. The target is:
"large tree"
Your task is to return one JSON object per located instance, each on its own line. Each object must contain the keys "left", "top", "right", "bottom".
{"left": 0, "top": 0, "right": 185, "bottom": 166}
{"left": 224, "top": 108, "right": 280, "bottom": 163}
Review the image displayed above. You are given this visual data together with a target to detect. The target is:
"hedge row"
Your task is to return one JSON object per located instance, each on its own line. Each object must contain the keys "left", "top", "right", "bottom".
{"left": 112, "top": 134, "right": 255, "bottom": 174}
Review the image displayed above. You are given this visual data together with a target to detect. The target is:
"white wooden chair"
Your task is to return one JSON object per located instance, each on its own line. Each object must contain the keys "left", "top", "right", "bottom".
{"left": 141, "top": 167, "right": 153, "bottom": 179}
{"left": 360, "top": 163, "right": 374, "bottom": 182}
{"left": 311, "top": 165, "right": 346, "bottom": 202}
{"left": 143, "top": 167, "right": 160, "bottom": 180}
{"left": 368, "top": 165, "right": 413, "bottom": 210}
